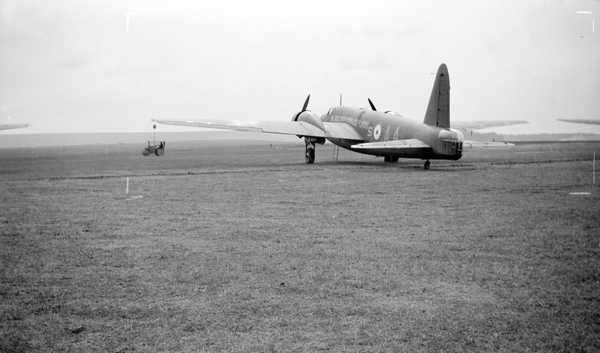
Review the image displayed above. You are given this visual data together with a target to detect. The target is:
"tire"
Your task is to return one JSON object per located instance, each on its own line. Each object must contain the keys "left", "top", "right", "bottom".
{"left": 305, "top": 148, "right": 315, "bottom": 164}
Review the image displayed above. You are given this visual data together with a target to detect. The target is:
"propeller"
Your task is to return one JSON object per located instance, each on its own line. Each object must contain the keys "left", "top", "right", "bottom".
{"left": 368, "top": 98, "right": 377, "bottom": 111}
{"left": 302, "top": 94, "right": 310, "bottom": 111}
{"left": 368, "top": 98, "right": 394, "bottom": 114}
{"left": 292, "top": 94, "right": 311, "bottom": 121}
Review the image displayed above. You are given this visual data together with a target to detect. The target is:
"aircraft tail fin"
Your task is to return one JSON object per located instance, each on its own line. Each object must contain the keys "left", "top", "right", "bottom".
{"left": 423, "top": 63, "right": 450, "bottom": 128}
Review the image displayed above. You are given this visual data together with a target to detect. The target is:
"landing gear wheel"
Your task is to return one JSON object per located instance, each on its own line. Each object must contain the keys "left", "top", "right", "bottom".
{"left": 424, "top": 160, "right": 431, "bottom": 170}
{"left": 305, "top": 140, "right": 316, "bottom": 164}
{"left": 384, "top": 156, "right": 399, "bottom": 163}
{"left": 305, "top": 148, "right": 315, "bottom": 164}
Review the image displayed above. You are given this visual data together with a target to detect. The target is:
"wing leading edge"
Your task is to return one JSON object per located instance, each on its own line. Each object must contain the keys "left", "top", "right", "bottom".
{"left": 152, "top": 119, "right": 363, "bottom": 140}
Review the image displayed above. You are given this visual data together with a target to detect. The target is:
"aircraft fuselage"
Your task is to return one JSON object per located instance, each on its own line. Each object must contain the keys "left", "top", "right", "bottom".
{"left": 317, "top": 106, "right": 463, "bottom": 160}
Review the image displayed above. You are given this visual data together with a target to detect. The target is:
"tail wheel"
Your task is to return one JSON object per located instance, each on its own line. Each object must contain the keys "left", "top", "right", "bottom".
{"left": 424, "top": 160, "right": 431, "bottom": 170}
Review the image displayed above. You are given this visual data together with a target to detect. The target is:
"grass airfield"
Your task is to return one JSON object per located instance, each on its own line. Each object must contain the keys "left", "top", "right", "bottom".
{"left": 1, "top": 140, "right": 599, "bottom": 352}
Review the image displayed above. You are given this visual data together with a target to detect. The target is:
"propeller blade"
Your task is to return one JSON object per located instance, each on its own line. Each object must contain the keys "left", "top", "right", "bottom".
{"left": 301, "top": 94, "right": 311, "bottom": 112}
{"left": 368, "top": 98, "right": 377, "bottom": 111}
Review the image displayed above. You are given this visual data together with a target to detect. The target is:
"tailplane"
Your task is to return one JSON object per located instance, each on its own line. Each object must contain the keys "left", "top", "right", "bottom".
{"left": 423, "top": 63, "right": 450, "bottom": 128}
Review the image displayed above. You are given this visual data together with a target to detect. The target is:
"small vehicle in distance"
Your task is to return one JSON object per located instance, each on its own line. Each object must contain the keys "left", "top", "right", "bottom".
{"left": 142, "top": 140, "right": 165, "bottom": 156}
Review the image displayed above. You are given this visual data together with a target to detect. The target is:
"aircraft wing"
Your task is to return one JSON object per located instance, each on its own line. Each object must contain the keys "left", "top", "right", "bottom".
{"left": 154, "top": 119, "right": 327, "bottom": 137}
{"left": 153, "top": 119, "right": 364, "bottom": 140}
{"left": 0, "top": 123, "right": 28, "bottom": 131}
{"left": 557, "top": 118, "right": 600, "bottom": 125}
{"left": 452, "top": 120, "right": 527, "bottom": 130}
{"left": 322, "top": 122, "right": 363, "bottom": 140}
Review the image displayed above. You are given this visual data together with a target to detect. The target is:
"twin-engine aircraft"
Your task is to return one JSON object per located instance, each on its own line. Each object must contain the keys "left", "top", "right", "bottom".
{"left": 154, "top": 64, "right": 520, "bottom": 169}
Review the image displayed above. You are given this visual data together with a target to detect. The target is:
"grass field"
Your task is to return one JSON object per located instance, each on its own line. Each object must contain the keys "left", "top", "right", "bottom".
{"left": 1, "top": 140, "right": 599, "bottom": 352}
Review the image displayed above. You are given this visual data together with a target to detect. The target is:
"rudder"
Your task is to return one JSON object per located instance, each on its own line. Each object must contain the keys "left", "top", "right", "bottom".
{"left": 423, "top": 63, "right": 450, "bottom": 128}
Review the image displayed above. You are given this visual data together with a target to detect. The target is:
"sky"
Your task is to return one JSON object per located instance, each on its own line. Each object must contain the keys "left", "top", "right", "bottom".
{"left": 0, "top": 0, "right": 599, "bottom": 134}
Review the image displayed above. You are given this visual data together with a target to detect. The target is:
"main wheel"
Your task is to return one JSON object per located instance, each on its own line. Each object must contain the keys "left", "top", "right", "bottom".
{"left": 424, "top": 160, "right": 431, "bottom": 170}
{"left": 305, "top": 148, "right": 315, "bottom": 164}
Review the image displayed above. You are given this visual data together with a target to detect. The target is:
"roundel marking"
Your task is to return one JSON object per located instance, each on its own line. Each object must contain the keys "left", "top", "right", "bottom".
{"left": 373, "top": 124, "right": 382, "bottom": 140}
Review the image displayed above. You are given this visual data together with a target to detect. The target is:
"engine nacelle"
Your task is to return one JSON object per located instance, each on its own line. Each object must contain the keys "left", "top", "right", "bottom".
{"left": 291, "top": 111, "right": 326, "bottom": 132}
